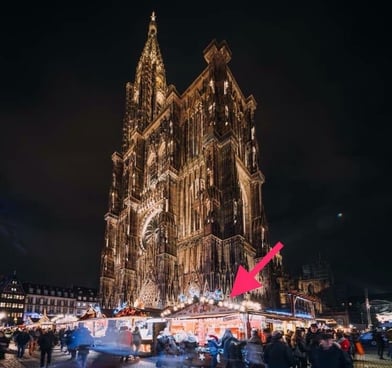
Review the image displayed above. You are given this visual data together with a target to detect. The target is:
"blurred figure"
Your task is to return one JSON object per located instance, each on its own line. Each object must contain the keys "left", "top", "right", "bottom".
{"left": 375, "top": 328, "right": 386, "bottom": 360}
{"left": 336, "top": 331, "right": 353, "bottom": 368}
{"left": 226, "top": 339, "right": 246, "bottom": 368}
{"left": 244, "top": 329, "right": 264, "bottom": 368}
{"left": 312, "top": 333, "right": 351, "bottom": 368}
{"left": 70, "top": 323, "right": 94, "bottom": 368}
{"left": 29, "top": 327, "right": 40, "bottom": 356}
{"left": 284, "top": 330, "right": 294, "bottom": 349}
{"left": 305, "top": 323, "right": 321, "bottom": 367}
{"left": 207, "top": 335, "right": 221, "bottom": 368}
{"left": 38, "top": 328, "right": 57, "bottom": 368}
{"left": 15, "top": 328, "right": 30, "bottom": 358}
{"left": 131, "top": 326, "right": 142, "bottom": 355}
{"left": 386, "top": 328, "right": 392, "bottom": 360}
{"left": 350, "top": 327, "right": 361, "bottom": 360}
{"left": 117, "top": 325, "right": 132, "bottom": 362}
{"left": 0, "top": 330, "right": 10, "bottom": 360}
{"left": 263, "top": 330, "right": 294, "bottom": 368}
{"left": 292, "top": 328, "right": 307, "bottom": 368}
{"left": 59, "top": 327, "right": 67, "bottom": 352}
{"left": 261, "top": 328, "right": 272, "bottom": 350}
{"left": 155, "top": 331, "right": 168, "bottom": 368}
{"left": 221, "top": 329, "right": 238, "bottom": 368}
{"left": 66, "top": 326, "right": 78, "bottom": 360}
{"left": 103, "top": 324, "right": 118, "bottom": 344}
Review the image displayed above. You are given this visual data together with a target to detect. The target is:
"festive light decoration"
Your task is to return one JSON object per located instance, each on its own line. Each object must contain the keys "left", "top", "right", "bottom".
{"left": 160, "top": 297, "right": 262, "bottom": 317}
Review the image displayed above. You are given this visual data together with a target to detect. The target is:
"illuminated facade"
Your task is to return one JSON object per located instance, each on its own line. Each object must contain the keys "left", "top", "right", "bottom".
{"left": 23, "top": 284, "right": 98, "bottom": 320}
{"left": 0, "top": 271, "right": 25, "bottom": 326}
{"left": 99, "top": 13, "right": 282, "bottom": 310}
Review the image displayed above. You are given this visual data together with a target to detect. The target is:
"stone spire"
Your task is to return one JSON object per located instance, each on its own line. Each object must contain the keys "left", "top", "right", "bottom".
{"left": 132, "top": 11, "right": 167, "bottom": 125}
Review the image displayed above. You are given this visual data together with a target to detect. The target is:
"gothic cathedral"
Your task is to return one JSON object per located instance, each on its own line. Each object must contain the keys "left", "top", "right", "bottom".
{"left": 99, "top": 13, "right": 282, "bottom": 310}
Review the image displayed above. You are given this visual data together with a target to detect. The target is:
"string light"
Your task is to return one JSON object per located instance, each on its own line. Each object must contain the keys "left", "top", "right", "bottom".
{"left": 160, "top": 297, "right": 262, "bottom": 317}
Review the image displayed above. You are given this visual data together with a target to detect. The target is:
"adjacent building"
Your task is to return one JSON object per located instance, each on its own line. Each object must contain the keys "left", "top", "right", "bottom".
{"left": 99, "top": 13, "right": 283, "bottom": 310}
{"left": 0, "top": 271, "right": 99, "bottom": 326}
{"left": 0, "top": 271, "right": 25, "bottom": 326}
{"left": 23, "top": 283, "right": 98, "bottom": 321}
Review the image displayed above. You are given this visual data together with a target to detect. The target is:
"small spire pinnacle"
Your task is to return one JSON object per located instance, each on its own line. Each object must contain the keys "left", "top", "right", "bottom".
{"left": 148, "top": 11, "right": 157, "bottom": 36}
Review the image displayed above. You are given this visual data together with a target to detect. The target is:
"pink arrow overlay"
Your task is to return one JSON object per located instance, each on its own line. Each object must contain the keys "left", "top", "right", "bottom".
{"left": 230, "top": 241, "right": 284, "bottom": 297}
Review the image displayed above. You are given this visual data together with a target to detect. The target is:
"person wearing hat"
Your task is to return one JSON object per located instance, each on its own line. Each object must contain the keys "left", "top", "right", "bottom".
{"left": 207, "top": 335, "right": 221, "bottom": 368}
{"left": 263, "top": 330, "right": 294, "bottom": 368}
{"left": 312, "top": 333, "right": 351, "bottom": 368}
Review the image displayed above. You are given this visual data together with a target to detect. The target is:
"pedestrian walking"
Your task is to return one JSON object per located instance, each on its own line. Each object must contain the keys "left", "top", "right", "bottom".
{"left": 15, "top": 328, "right": 30, "bottom": 358}
{"left": 263, "top": 330, "right": 294, "bottom": 368}
{"left": 207, "top": 335, "right": 221, "bottom": 368}
{"left": 305, "top": 323, "right": 321, "bottom": 367}
{"left": 0, "top": 330, "right": 10, "bottom": 360}
{"left": 132, "top": 325, "right": 142, "bottom": 355}
{"left": 117, "top": 325, "right": 132, "bottom": 362}
{"left": 37, "top": 328, "right": 57, "bottom": 368}
{"left": 291, "top": 328, "right": 307, "bottom": 368}
{"left": 375, "top": 329, "right": 386, "bottom": 360}
{"left": 74, "top": 323, "right": 95, "bottom": 368}
{"left": 244, "top": 329, "right": 264, "bottom": 368}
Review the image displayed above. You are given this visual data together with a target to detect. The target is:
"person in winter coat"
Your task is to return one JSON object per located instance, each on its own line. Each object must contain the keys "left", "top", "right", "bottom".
{"left": 66, "top": 326, "right": 78, "bottom": 360}
{"left": 131, "top": 326, "right": 142, "bottom": 355}
{"left": 69, "top": 323, "right": 94, "bottom": 368}
{"left": 0, "top": 330, "right": 10, "bottom": 360}
{"left": 221, "top": 329, "right": 239, "bottom": 368}
{"left": 263, "top": 330, "right": 294, "bottom": 368}
{"left": 155, "top": 331, "right": 169, "bottom": 368}
{"left": 312, "top": 333, "right": 351, "bottom": 368}
{"left": 15, "top": 328, "right": 30, "bottom": 358}
{"left": 336, "top": 331, "right": 353, "bottom": 368}
{"left": 117, "top": 326, "right": 132, "bottom": 362}
{"left": 244, "top": 329, "right": 265, "bottom": 368}
{"left": 305, "top": 323, "right": 321, "bottom": 367}
{"left": 291, "top": 328, "right": 307, "bottom": 368}
{"left": 38, "top": 328, "right": 57, "bottom": 368}
{"left": 207, "top": 335, "right": 221, "bottom": 368}
{"left": 226, "top": 339, "right": 246, "bottom": 368}
{"left": 375, "top": 329, "right": 386, "bottom": 360}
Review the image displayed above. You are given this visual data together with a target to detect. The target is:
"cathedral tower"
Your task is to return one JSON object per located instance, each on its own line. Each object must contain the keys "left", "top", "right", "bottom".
{"left": 99, "top": 13, "right": 282, "bottom": 310}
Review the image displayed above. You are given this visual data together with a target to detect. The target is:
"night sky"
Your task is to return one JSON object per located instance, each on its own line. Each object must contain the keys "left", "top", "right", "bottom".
{"left": 1, "top": 1, "right": 390, "bottom": 296}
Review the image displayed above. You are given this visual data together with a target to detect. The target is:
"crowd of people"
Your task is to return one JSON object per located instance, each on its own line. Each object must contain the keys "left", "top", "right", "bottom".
{"left": 0, "top": 323, "right": 96, "bottom": 367}
{"left": 0, "top": 322, "right": 391, "bottom": 368}
{"left": 151, "top": 324, "right": 390, "bottom": 368}
{"left": 0, "top": 322, "right": 145, "bottom": 367}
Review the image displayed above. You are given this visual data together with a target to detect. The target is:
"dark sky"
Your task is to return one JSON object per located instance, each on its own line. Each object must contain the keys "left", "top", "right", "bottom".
{"left": 0, "top": 1, "right": 390, "bottom": 295}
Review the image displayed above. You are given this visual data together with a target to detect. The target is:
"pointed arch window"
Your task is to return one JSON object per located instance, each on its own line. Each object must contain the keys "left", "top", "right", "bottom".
{"left": 147, "top": 152, "right": 158, "bottom": 186}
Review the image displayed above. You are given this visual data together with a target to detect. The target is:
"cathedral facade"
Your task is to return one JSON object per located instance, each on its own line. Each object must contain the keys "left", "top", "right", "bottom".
{"left": 99, "top": 13, "right": 282, "bottom": 310}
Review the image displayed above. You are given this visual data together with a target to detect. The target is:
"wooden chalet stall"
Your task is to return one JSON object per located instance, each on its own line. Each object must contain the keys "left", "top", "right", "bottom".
{"left": 55, "top": 304, "right": 166, "bottom": 356}
{"left": 163, "top": 298, "right": 314, "bottom": 345}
